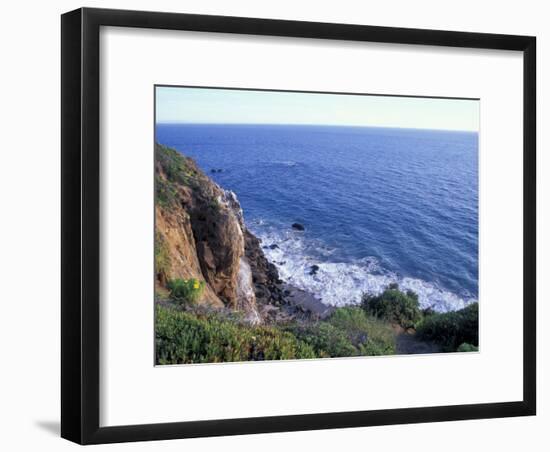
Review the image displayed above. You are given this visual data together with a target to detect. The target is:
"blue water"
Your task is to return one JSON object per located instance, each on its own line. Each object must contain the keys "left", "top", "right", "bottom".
{"left": 157, "top": 123, "right": 478, "bottom": 312}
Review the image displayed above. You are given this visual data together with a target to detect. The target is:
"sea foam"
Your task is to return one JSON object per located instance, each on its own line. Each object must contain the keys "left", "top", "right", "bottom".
{"left": 253, "top": 226, "right": 476, "bottom": 313}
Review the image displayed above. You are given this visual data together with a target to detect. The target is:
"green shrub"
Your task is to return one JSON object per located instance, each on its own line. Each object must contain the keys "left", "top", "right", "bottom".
{"left": 156, "top": 144, "right": 191, "bottom": 180}
{"left": 285, "top": 322, "right": 357, "bottom": 358}
{"left": 327, "top": 307, "right": 396, "bottom": 356}
{"left": 361, "top": 284, "right": 421, "bottom": 328}
{"left": 155, "top": 144, "right": 196, "bottom": 208}
{"left": 283, "top": 307, "right": 396, "bottom": 358}
{"left": 416, "top": 303, "right": 478, "bottom": 351}
{"left": 166, "top": 278, "right": 205, "bottom": 305}
{"left": 155, "top": 174, "right": 178, "bottom": 207}
{"left": 457, "top": 342, "right": 479, "bottom": 352}
{"left": 155, "top": 305, "right": 316, "bottom": 364}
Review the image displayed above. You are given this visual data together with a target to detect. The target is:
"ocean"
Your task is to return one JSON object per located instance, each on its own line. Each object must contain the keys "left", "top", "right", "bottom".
{"left": 156, "top": 123, "right": 478, "bottom": 312}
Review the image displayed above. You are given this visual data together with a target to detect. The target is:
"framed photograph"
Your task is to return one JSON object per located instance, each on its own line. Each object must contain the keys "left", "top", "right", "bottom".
{"left": 61, "top": 7, "right": 536, "bottom": 444}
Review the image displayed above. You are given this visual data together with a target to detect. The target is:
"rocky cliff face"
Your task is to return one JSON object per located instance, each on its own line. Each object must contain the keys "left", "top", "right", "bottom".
{"left": 155, "top": 143, "right": 267, "bottom": 322}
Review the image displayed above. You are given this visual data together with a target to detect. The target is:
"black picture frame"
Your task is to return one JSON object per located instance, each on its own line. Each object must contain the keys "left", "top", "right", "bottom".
{"left": 61, "top": 7, "right": 536, "bottom": 445}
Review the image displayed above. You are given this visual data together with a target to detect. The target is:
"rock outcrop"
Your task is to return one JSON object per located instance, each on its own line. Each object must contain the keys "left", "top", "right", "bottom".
{"left": 244, "top": 230, "right": 282, "bottom": 302}
{"left": 155, "top": 143, "right": 321, "bottom": 324}
{"left": 155, "top": 144, "right": 264, "bottom": 321}
{"left": 155, "top": 204, "right": 223, "bottom": 307}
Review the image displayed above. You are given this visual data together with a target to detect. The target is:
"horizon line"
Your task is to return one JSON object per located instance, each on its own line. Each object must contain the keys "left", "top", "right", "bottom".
{"left": 155, "top": 121, "right": 479, "bottom": 133}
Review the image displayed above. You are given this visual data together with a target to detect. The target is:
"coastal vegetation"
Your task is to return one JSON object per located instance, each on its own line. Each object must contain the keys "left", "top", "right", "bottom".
{"left": 167, "top": 278, "right": 206, "bottom": 306}
{"left": 155, "top": 304, "right": 316, "bottom": 364}
{"left": 155, "top": 303, "right": 396, "bottom": 364}
{"left": 361, "top": 283, "right": 422, "bottom": 329}
{"left": 155, "top": 281, "right": 477, "bottom": 364}
{"left": 416, "top": 302, "right": 479, "bottom": 351}
{"left": 155, "top": 144, "right": 200, "bottom": 207}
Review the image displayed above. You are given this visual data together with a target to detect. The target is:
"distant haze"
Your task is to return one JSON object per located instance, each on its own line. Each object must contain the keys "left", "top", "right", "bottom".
{"left": 156, "top": 86, "right": 479, "bottom": 132}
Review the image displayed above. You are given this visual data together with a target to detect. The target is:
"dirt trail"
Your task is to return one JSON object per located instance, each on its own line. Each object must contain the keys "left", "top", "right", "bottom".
{"left": 394, "top": 326, "right": 442, "bottom": 355}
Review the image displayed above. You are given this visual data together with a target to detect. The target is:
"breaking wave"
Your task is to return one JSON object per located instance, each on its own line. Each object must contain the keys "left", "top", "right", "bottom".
{"left": 252, "top": 224, "right": 476, "bottom": 313}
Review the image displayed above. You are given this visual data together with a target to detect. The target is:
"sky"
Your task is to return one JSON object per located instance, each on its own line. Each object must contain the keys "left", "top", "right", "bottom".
{"left": 156, "top": 86, "right": 479, "bottom": 132}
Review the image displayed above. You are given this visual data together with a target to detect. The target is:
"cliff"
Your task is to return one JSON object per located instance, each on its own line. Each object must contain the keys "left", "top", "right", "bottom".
{"left": 155, "top": 143, "right": 274, "bottom": 323}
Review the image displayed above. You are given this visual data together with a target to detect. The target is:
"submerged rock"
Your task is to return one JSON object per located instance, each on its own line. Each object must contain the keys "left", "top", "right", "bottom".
{"left": 309, "top": 264, "right": 320, "bottom": 276}
{"left": 291, "top": 223, "right": 305, "bottom": 231}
